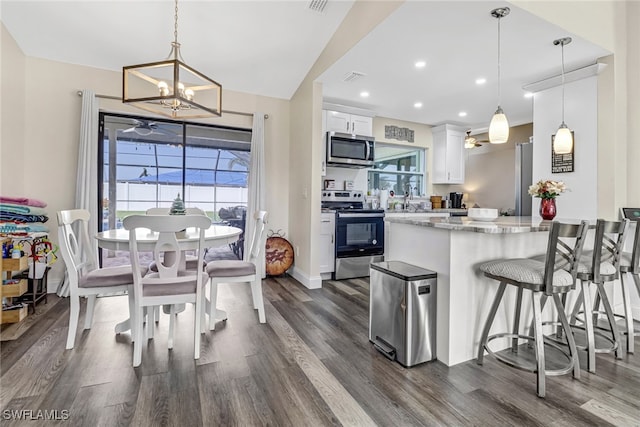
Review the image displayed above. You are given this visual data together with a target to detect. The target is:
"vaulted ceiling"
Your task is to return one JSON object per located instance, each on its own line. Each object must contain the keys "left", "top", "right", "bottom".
{"left": 1, "top": 1, "right": 609, "bottom": 131}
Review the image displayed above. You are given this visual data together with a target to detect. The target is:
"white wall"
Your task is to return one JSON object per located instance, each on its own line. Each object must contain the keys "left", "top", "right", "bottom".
{"left": 532, "top": 76, "right": 598, "bottom": 220}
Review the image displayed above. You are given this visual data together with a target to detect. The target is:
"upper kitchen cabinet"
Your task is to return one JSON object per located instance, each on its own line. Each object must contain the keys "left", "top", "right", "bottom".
{"left": 325, "top": 110, "right": 373, "bottom": 137}
{"left": 431, "top": 124, "right": 466, "bottom": 184}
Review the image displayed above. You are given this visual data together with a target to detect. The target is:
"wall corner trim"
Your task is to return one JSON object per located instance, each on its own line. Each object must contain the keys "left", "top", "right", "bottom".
{"left": 289, "top": 267, "right": 322, "bottom": 289}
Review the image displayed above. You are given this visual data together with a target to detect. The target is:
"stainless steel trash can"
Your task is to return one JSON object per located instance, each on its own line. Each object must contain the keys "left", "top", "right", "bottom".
{"left": 369, "top": 261, "right": 437, "bottom": 367}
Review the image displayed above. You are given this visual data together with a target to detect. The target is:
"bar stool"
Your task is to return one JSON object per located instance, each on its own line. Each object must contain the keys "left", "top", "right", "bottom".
{"left": 617, "top": 220, "right": 639, "bottom": 353}
{"left": 569, "top": 219, "right": 629, "bottom": 373}
{"left": 477, "top": 220, "right": 589, "bottom": 398}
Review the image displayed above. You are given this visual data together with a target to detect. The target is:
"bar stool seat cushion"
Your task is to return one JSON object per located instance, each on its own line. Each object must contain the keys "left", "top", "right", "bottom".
{"left": 79, "top": 265, "right": 145, "bottom": 288}
{"left": 619, "top": 252, "right": 632, "bottom": 270}
{"left": 206, "top": 260, "right": 255, "bottom": 277}
{"left": 480, "top": 259, "right": 574, "bottom": 287}
{"left": 575, "top": 251, "right": 617, "bottom": 275}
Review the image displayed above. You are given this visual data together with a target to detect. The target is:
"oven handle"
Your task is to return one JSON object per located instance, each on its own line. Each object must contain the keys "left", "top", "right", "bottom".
{"left": 337, "top": 212, "right": 385, "bottom": 219}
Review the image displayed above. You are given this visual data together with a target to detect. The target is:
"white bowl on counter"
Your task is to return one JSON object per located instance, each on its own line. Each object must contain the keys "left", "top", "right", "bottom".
{"left": 468, "top": 208, "right": 498, "bottom": 221}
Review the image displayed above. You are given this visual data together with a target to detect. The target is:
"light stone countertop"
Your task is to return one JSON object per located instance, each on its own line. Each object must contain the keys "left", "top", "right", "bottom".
{"left": 384, "top": 208, "right": 467, "bottom": 214}
{"left": 384, "top": 215, "right": 567, "bottom": 234}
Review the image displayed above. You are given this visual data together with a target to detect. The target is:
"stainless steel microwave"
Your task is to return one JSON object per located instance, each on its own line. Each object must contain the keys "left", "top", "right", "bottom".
{"left": 326, "top": 131, "right": 375, "bottom": 168}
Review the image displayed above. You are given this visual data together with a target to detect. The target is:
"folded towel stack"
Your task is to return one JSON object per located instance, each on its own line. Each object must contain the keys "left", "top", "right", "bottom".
{"left": 0, "top": 196, "right": 49, "bottom": 233}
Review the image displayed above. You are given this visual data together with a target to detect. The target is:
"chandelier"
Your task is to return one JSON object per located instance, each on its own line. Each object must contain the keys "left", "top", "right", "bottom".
{"left": 122, "top": 0, "right": 222, "bottom": 118}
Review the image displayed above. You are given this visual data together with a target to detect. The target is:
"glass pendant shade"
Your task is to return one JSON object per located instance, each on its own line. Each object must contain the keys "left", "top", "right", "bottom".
{"left": 554, "top": 123, "right": 573, "bottom": 154}
{"left": 489, "top": 107, "right": 509, "bottom": 144}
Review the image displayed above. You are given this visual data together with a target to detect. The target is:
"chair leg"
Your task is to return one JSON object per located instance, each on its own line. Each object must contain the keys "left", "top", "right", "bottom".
{"left": 477, "top": 282, "right": 507, "bottom": 365}
{"left": 209, "top": 280, "right": 218, "bottom": 331}
{"left": 596, "top": 282, "right": 623, "bottom": 360}
{"left": 621, "top": 273, "right": 635, "bottom": 353}
{"left": 580, "top": 280, "right": 597, "bottom": 373}
{"left": 168, "top": 305, "right": 176, "bottom": 350}
{"left": 145, "top": 307, "right": 154, "bottom": 340}
{"left": 553, "top": 293, "right": 580, "bottom": 379}
{"left": 512, "top": 287, "right": 524, "bottom": 352}
{"left": 527, "top": 294, "right": 548, "bottom": 349}
{"left": 66, "top": 295, "right": 80, "bottom": 349}
{"left": 133, "top": 306, "right": 144, "bottom": 367}
{"left": 251, "top": 277, "right": 266, "bottom": 323}
{"left": 592, "top": 292, "right": 601, "bottom": 327}
{"left": 531, "top": 291, "right": 546, "bottom": 398}
{"left": 194, "top": 295, "right": 202, "bottom": 360}
{"left": 84, "top": 295, "right": 96, "bottom": 330}
{"left": 570, "top": 286, "right": 584, "bottom": 326}
{"left": 154, "top": 306, "right": 160, "bottom": 323}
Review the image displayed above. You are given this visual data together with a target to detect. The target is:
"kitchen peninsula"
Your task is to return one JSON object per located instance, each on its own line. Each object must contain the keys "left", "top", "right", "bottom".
{"left": 385, "top": 216, "right": 554, "bottom": 366}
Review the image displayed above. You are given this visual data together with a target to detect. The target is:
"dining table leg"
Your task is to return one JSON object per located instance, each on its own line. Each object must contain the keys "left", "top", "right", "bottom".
{"left": 114, "top": 285, "right": 134, "bottom": 334}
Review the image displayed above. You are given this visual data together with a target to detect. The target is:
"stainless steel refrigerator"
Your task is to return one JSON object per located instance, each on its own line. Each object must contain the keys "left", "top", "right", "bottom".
{"left": 515, "top": 142, "right": 533, "bottom": 216}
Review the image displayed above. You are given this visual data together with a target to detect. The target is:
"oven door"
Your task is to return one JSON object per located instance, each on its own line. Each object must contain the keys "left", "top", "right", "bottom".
{"left": 335, "top": 212, "right": 384, "bottom": 258}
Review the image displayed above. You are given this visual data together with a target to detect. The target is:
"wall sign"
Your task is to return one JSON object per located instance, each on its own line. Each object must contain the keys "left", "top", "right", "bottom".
{"left": 551, "top": 131, "right": 575, "bottom": 173}
{"left": 385, "top": 125, "right": 414, "bottom": 143}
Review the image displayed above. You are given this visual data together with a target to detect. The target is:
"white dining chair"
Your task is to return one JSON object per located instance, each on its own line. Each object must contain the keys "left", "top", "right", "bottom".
{"left": 206, "top": 211, "right": 268, "bottom": 330}
{"left": 123, "top": 213, "right": 211, "bottom": 367}
{"left": 57, "top": 209, "right": 139, "bottom": 350}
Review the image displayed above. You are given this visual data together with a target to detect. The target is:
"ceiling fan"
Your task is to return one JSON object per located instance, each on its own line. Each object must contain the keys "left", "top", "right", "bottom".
{"left": 122, "top": 119, "right": 173, "bottom": 136}
{"left": 464, "top": 130, "right": 489, "bottom": 149}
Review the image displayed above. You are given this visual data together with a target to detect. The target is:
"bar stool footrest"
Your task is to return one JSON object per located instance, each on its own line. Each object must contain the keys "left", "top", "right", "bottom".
{"left": 485, "top": 332, "right": 574, "bottom": 376}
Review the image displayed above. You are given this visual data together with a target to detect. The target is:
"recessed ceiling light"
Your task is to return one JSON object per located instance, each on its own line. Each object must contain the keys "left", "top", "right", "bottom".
{"left": 414, "top": 102, "right": 423, "bottom": 108}
{"left": 415, "top": 60, "right": 427, "bottom": 68}
{"left": 458, "top": 111, "right": 467, "bottom": 117}
{"left": 360, "top": 91, "right": 369, "bottom": 98}
{"left": 475, "top": 78, "right": 487, "bottom": 85}
{"left": 524, "top": 92, "right": 534, "bottom": 98}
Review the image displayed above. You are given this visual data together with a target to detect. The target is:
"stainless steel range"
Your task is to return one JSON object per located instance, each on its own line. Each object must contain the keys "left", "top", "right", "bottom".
{"left": 321, "top": 190, "right": 385, "bottom": 280}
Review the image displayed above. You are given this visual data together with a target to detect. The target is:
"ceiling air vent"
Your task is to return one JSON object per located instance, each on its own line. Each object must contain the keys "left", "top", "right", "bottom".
{"left": 342, "top": 71, "right": 366, "bottom": 83}
{"left": 308, "top": 0, "right": 328, "bottom": 13}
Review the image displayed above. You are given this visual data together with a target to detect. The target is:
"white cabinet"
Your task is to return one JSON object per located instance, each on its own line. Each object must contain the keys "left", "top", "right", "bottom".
{"left": 325, "top": 110, "right": 373, "bottom": 136}
{"left": 431, "top": 124, "right": 466, "bottom": 184}
{"left": 319, "top": 213, "right": 335, "bottom": 273}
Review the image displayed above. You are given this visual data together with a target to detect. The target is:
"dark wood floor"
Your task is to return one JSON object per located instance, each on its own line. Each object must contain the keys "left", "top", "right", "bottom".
{"left": 1, "top": 275, "right": 639, "bottom": 426}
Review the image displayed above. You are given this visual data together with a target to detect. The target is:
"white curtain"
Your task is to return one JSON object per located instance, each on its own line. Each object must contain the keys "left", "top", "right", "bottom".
{"left": 59, "top": 90, "right": 98, "bottom": 297}
{"left": 245, "top": 113, "right": 266, "bottom": 277}
{"left": 75, "top": 90, "right": 99, "bottom": 243}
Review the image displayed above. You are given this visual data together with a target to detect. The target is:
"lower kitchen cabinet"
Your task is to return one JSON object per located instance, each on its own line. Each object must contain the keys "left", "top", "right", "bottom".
{"left": 319, "top": 213, "right": 335, "bottom": 273}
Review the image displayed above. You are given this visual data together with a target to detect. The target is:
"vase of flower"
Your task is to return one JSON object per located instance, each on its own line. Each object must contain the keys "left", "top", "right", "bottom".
{"left": 539, "top": 198, "right": 557, "bottom": 220}
{"left": 528, "top": 179, "right": 567, "bottom": 220}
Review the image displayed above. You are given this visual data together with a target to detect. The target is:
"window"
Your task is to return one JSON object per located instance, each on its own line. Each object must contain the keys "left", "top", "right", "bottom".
{"left": 368, "top": 144, "right": 425, "bottom": 196}
{"left": 99, "top": 113, "right": 251, "bottom": 230}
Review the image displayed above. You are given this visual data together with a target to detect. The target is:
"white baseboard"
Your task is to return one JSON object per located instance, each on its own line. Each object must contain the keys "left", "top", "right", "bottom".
{"left": 290, "top": 266, "right": 322, "bottom": 289}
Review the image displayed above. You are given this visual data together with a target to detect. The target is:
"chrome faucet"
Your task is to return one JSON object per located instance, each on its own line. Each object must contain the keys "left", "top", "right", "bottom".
{"left": 404, "top": 184, "right": 414, "bottom": 209}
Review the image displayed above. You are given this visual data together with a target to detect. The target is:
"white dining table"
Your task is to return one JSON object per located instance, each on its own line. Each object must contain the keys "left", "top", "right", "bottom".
{"left": 95, "top": 223, "right": 242, "bottom": 334}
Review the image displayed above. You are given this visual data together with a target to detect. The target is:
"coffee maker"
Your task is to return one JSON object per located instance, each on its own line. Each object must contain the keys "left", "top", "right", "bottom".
{"left": 449, "top": 192, "right": 463, "bottom": 209}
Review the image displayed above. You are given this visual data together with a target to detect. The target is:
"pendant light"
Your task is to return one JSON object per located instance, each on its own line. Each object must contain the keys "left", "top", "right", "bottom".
{"left": 122, "top": 0, "right": 222, "bottom": 118}
{"left": 553, "top": 37, "right": 573, "bottom": 154}
{"left": 488, "top": 7, "right": 510, "bottom": 144}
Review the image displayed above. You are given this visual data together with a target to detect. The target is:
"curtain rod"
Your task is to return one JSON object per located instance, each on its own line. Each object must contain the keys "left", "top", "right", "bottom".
{"left": 76, "top": 91, "right": 268, "bottom": 119}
